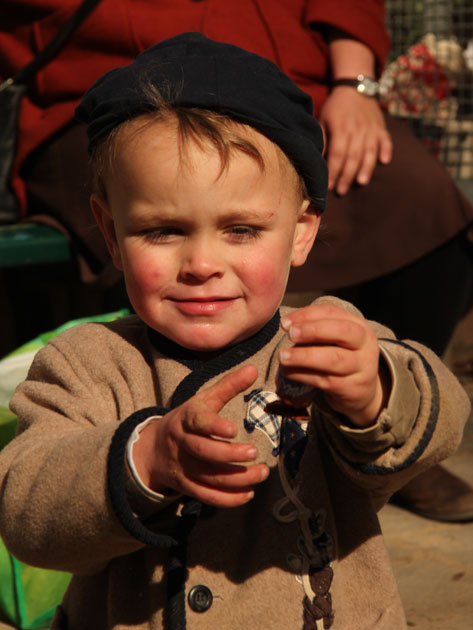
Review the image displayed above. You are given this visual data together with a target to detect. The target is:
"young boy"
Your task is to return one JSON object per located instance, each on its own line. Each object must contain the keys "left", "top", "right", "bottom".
{"left": 0, "top": 33, "right": 469, "bottom": 630}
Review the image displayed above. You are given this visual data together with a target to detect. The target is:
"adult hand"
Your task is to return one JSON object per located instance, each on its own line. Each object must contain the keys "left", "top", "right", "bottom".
{"left": 319, "top": 87, "right": 393, "bottom": 195}
{"left": 133, "top": 365, "right": 269, "bottom": 507}
{"left": 279, "top": 303, "right": 390, "bottom": 427}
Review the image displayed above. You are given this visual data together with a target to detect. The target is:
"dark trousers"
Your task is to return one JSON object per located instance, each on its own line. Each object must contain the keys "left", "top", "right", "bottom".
{"left": 333, "top": 231, "right": 473, "bottom": 356}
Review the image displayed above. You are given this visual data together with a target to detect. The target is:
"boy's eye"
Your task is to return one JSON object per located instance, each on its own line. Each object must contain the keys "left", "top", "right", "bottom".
{"left": 140, "top": 225, "right": 263, "bottom": 243}
{"left": 227, "top": 225, "right": 263, "bottom": 241}
{"left": 142, "top": 227, "right": 183, "bottom": 243}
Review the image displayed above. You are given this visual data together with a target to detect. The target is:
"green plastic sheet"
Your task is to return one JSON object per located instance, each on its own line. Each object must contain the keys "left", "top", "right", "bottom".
{"left": 0, "top": 545, "right": 71, "bottom": 630}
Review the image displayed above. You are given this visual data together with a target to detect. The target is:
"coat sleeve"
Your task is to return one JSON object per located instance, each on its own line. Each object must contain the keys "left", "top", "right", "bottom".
{"left": 304, "top": 0, "right": 391, "bottom": 75}
{"left": 0, "top": 328, "right": 178, "bottom": 575}
{"left": 312, "top": 296, "right": 471, "bottom": 507}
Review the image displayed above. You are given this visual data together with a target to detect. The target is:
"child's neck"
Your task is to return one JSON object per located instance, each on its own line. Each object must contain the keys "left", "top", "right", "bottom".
{"left": 147, "top": 311, "right": 281, "bottom": 365}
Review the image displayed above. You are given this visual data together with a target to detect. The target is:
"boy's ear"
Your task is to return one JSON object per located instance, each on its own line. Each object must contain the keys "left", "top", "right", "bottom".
{"left": 291, "top": 199, "right": 321, "bottom": 267}
{"left": 90, "top": 193, "right": 123, "bottom": 270}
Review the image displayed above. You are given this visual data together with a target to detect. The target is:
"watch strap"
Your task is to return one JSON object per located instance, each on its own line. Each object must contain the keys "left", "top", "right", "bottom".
{"left": 332, "top": 75, "right": 379, "bottom": 98}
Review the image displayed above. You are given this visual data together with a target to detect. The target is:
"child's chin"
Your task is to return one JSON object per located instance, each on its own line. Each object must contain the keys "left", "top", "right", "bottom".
{"left": 177, "top": 336, "right": 234, "bottom": 352}
{"left": 170, "top": 328, "right": 243, "bottom": 352}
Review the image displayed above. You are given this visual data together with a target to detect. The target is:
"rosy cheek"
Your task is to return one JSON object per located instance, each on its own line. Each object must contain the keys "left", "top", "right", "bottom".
{"left": 254, "top": 265, "right": 278, "bottom": 290}
{"left": 240, "top": 253, "right": 286, "bottom": 296}
{"left": 126, "top": 252, "right": 165, "bottom": 293}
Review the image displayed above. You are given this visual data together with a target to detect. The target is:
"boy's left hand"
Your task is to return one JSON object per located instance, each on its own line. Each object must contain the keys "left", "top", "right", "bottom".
{"left": 279, "top": 303, "right": 390, "bottom": 427}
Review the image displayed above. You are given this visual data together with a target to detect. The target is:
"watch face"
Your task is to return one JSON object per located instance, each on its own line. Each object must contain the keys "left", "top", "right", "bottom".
{"left": 357, "top": 77, "right": 379, "bottom": 97}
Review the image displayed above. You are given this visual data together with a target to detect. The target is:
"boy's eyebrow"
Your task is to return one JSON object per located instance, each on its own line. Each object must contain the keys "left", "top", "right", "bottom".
{"left": 133, "top": 208, "right": 275, "bottom": 226}
{"left": 218, "top": 208, "right": 275, "bottom": 222}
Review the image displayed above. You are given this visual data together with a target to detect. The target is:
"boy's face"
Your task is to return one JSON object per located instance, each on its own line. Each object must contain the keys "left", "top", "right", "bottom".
{"left": 92, "top": 118, "right": 320, "bottom": 351}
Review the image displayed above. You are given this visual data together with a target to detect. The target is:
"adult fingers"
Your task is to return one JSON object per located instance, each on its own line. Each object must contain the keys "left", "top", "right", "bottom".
{"left": 355, "top": 135, "right": 380, "bottom": 186}
{"left": 333, "top": 130, "right": 366, "bottom": 195}
{"left": 326, "top": 128, "right": 350, "bottom": 192}
{"left": 378, "top": 126, "right": 393, "bottom": 164}
{"left": 356, "top": 127, "right": 393, "bottom": 186}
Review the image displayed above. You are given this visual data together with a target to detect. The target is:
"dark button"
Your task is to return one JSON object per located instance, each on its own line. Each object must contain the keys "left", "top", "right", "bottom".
{"left": 188, "top": 585, "right": 213, "bottom": 612}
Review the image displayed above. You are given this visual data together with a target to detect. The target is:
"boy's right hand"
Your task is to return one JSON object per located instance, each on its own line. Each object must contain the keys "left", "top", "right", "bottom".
{"left": 132, "top": 365, "right": 269, "bottom": 507}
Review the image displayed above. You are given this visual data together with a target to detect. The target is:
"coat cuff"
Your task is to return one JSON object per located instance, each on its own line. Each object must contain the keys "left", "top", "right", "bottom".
{"left": 125, "top": 417, "right": 181, "bottom": 517}
{"left": 107, "top": 406, "right": 180, "bottom": 548}
{"left": 305, "top": 0, "right": 390, "bottom": 75}
{"left": 330, "top": 345, "right": 421, "bottom": 452}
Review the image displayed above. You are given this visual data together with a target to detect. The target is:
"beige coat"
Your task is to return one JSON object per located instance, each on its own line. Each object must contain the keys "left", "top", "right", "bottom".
{"left": 0, "top": 297, "right": 469, "bottom": 630}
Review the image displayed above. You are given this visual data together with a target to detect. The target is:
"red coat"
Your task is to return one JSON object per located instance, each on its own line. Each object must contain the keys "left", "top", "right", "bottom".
{"left": 0, "top": 0, "right": 389, "bottom": 213}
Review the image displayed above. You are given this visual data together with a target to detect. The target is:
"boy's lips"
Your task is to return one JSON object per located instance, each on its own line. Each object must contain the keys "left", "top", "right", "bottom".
{"left": 170, "top": 296, "right": 238, "bottom": 315}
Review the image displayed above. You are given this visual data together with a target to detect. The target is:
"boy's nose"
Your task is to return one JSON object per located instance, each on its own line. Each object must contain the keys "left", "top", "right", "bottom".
{"left": 178, "top": 238, "right": 225, "bottom": 282}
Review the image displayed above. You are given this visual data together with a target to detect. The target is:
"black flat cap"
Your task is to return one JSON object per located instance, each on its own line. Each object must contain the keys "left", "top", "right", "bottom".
{"left": 76, "top": 32, "right": 327, "bottom": 210}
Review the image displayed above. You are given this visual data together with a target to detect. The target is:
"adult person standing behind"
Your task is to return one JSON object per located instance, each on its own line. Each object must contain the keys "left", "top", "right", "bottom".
{"left": 1, "top": 0, "right": 472, "bottom": 520}
{"left": 289, "top": 19, "right": 473, "bottom": 522}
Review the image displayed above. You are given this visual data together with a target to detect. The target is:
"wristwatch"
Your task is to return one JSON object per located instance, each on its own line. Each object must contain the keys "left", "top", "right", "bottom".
{"left": 332, "top": 74, "right": 380, "bottom": 98}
